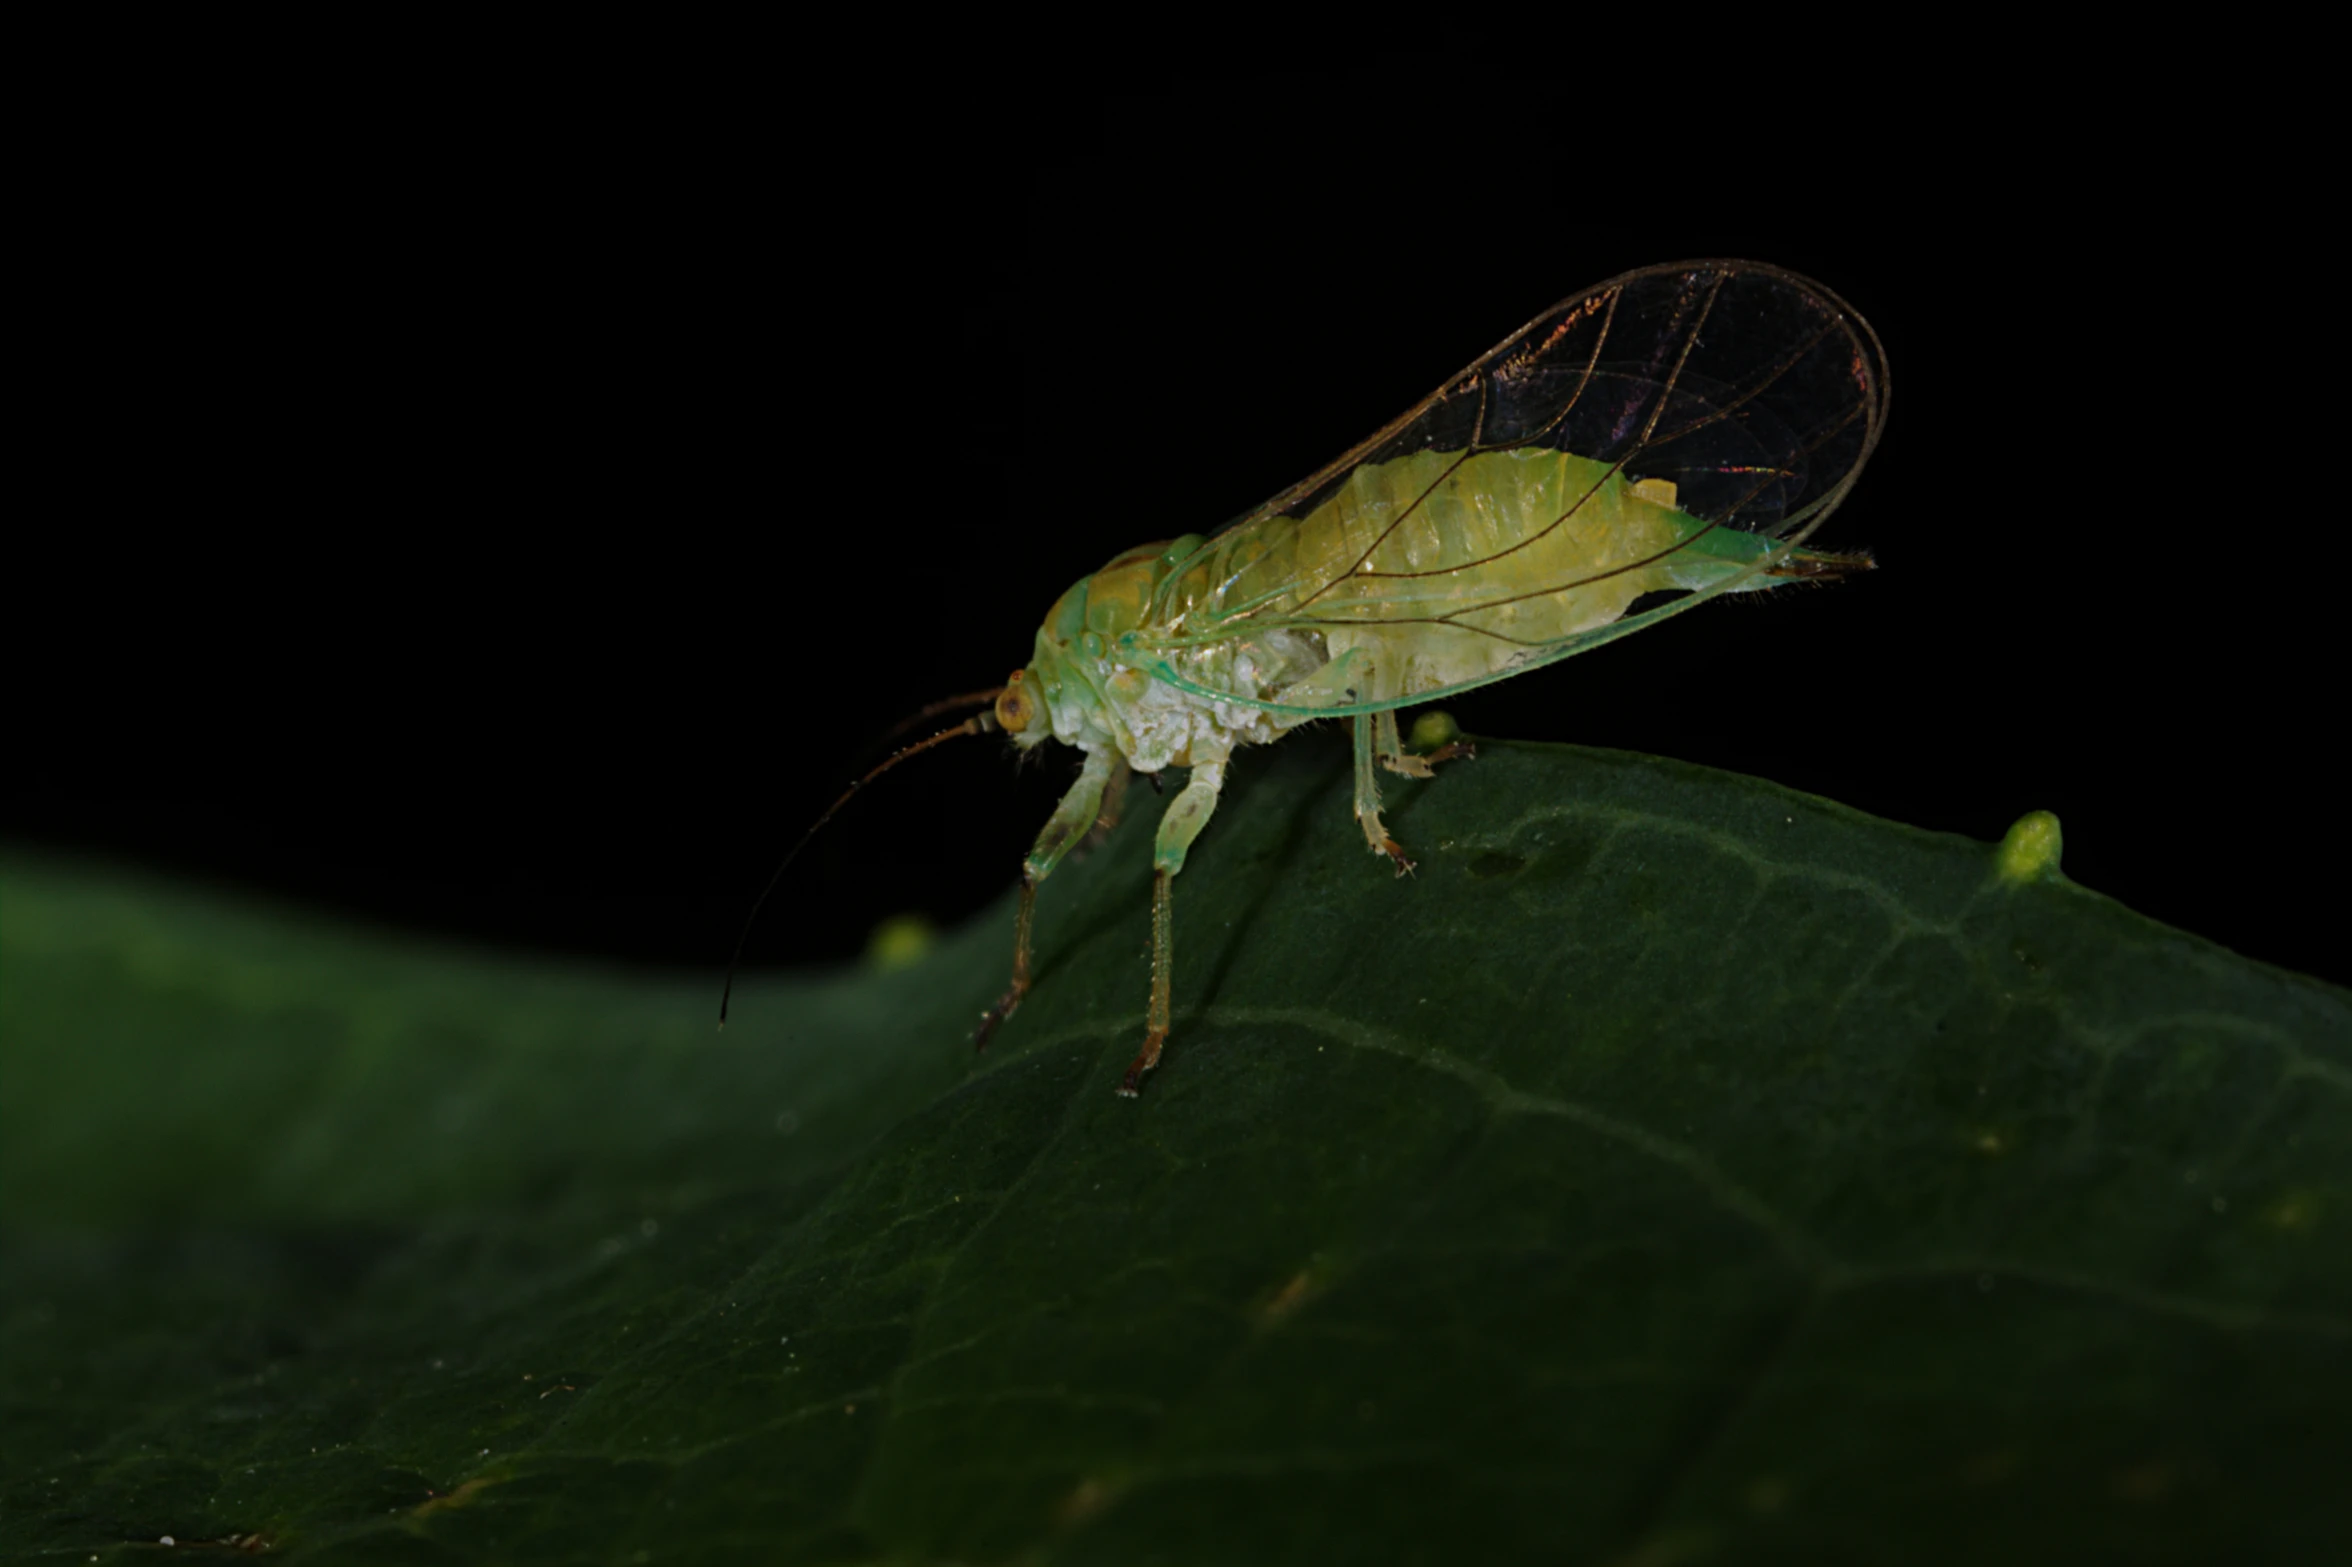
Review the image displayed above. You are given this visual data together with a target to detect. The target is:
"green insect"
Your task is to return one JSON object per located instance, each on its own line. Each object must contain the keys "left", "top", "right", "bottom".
{"left": 728, "top": 261, "right": 1887, "bottom": 1094}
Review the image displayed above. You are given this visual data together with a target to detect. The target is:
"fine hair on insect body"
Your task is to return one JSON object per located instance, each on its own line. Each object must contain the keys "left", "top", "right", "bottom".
{"left": 726, "top": 261, "right": 1888, "bottom": 1097}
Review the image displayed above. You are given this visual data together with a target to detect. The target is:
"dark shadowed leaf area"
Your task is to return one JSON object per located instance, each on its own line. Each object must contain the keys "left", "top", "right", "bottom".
{"left": 4, "top": 739, "right": 2348, "bottom": 1564}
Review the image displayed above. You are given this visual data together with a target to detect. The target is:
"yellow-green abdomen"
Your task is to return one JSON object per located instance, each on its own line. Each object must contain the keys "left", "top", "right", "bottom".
{"left": 1152, "top": 448, "right": 1764, "bottom": 707}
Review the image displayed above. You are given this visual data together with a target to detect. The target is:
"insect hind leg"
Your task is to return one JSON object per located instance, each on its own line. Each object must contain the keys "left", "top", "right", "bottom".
{"left": 1353, "top": 713, "right": 1415, "bottom": 876}
{"left": 1371, "top": 707, "right": 1476, "bottom": 779}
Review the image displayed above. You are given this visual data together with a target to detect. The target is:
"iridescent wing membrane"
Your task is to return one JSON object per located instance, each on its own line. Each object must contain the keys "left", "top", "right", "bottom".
{"left": 1137, "top": 261, "right": 1888, "bottom": 716}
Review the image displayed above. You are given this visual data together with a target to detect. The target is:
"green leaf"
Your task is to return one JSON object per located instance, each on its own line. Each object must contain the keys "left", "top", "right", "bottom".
{"left": 5, "top": 739, "right": 2347, "bottom": 1563}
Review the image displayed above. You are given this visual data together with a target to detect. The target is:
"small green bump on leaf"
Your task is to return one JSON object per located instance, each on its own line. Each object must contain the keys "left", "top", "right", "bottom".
{"left": 1994, "top": 809, "right": 2065, "bottom": 885}
{"left": 2264, "top": 1190, "right": 2322, "bottom": 1231}
{"left": 1408, "top": 709, "right": 1460, "bottom": 752}
{"left": 863, "top": 912, "right": 936, "bottom": 971}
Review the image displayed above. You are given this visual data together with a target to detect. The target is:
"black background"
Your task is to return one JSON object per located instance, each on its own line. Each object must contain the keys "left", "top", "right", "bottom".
{"left": 11, "top": 62, "right": 2338, "bottom": 989}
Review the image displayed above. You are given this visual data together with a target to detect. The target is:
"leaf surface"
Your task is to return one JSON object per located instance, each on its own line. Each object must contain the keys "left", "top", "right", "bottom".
{"left": 4, "top": 740, "right": 2347, "bottom": 1563}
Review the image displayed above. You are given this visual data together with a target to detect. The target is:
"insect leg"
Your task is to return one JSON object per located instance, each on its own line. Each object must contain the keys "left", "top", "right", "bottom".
{"left": 1119, "top": 758, "right": 1226, "bottom": 1096}
{"left": 1352, "top": 714, "right": 1416, "bottom": 877}
{"left": 1081, "top": 758, "right": 1133, "bottom": 852}
{"left": 975, "top": 747, "right": 1118, "bottom": 1051}
{"left": 1373, "top": 708, "right": 1476, "bottom": 777}
{"left": 1371, "top": 709, "right": 1434, "bottom": 779}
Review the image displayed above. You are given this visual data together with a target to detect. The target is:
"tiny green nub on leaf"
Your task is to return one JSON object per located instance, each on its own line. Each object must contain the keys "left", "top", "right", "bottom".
{"left": 1408, "top": 710, "right": 1461, "bottom": 754}
{"left": 864, "top": 912, "right": 937, "bottom": 971}
{"left": 1994, "top": 810, "right": 2065, "bottom": 885}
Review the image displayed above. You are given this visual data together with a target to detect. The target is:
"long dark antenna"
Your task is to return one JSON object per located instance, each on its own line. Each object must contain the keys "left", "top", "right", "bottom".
{"left": 718, "top": 706, "right": 1001, "bottom": 1027}
{"left": 829, "top": 686, "right": 1012, "bottom": 785}
{"left": 872, "top": 688, "right": 1006, "bottom": 747}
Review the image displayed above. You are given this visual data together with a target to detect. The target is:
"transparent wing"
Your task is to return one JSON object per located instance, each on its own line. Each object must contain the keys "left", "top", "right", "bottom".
{"left": 1137, "top": 261, "right": 1888, "bottom": 716}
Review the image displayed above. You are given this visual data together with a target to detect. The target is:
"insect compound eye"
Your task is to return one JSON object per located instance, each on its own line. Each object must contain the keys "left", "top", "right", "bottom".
{"left": 995, "top": 672, "right": 1035, "bottom": 734}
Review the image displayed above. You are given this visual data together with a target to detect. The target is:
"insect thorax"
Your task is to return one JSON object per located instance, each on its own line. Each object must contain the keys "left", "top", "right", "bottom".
{"left": 1024, "top": 539, "right": 1326, "bottom": 772}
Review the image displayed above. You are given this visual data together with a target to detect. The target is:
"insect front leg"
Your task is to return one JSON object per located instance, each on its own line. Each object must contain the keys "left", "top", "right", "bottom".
{"left": 1352, "top": 713, "right": 1416, "bottom": 876}
{"left": 1119, "top": 757, "right": 1226, "bottom": 1097}
{"left": 1080, "top": 758, "right": 1133, "bottom": 852}
{"left": 975, "top": 747, "right": 1118, "bottom": 1051}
